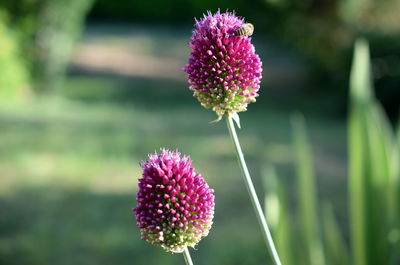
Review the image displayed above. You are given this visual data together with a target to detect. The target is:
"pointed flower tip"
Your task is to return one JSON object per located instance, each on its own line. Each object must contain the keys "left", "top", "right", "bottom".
{"left": 134, "top": 149, "right": 215, "bottom": 253}
{"left": 184, "top": 10, "right": 262, "bottom": 119}
{"left": 209, "top": 115, "right": 224, "bottom": 124}
{"left": 230, "top": 112, "right": 241, "bottom": 128}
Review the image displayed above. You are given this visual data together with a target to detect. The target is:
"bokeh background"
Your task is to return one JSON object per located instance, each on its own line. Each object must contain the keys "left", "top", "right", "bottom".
{"left": 0, "top": 0, "right": 399, "bottom": 265}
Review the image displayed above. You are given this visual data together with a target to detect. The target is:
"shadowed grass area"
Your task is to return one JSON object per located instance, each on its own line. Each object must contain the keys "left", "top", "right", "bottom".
{"left": 0, "top": 186, "right": 271, "bottom": 265}
{"left": 0, "top": 188, "right": 180, "bottom": 265}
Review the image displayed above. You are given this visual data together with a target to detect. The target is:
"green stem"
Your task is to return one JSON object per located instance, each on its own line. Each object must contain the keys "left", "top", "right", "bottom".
{"left": 225, "top": 114, "right": 282, "bottom": 265}
{"left": 183, "top": 246, "right": 194, "bottom": 265}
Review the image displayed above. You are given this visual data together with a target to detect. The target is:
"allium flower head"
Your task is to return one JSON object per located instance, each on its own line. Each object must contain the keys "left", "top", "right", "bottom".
{"left": 133, "top": 149, "right": 215, "bottom": 253}
{"left": 183, "top": 10, "right": 262, "bottom": 121}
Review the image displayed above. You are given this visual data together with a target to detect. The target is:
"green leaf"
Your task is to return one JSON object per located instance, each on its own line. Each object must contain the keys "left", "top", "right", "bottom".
{"left": 322, "top": 202, "right": 350, "bottom": 265}
{"left": 348, "top": 38, "right": 399, "bottom": 265}
{"left": 263, "top": 165, "right": 294, "bottom": 265}
{"left": 348, "top": 105, "right": 367, "bottom": 265}
{"left": 263, "top": 166, "right": 295, "bottom": 265}
{"left": 349, "top": 39, "right": 373, "bottom": 107}
{"left": 291, "top": 112, "right": 325, "bottom": 265}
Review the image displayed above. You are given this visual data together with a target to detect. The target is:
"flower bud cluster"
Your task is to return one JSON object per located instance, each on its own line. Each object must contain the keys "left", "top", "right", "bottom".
{"left": 133, "top": 149, "right": 215, "bottom": 253}
{"left": 184, "top": 11, "right": 262, "bottom": 119}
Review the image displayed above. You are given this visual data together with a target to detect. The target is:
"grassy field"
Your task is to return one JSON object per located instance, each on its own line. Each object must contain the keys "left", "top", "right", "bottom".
{"left": 0, "top": 24, "right": 349, "bottom": 265}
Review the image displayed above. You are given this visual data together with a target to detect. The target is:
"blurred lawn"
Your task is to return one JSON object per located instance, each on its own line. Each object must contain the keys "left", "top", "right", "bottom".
{"left": 0, "top": 25, "right": 349, "bottom": 265}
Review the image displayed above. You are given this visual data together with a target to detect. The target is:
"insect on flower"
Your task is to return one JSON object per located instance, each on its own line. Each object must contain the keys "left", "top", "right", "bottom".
{"left": 235, "top": 23, "right": 254, "bottom": 36}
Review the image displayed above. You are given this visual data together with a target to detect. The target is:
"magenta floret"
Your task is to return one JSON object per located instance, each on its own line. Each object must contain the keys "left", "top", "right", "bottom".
{"left": 133, "top": 149, "right": 215, "bottom": 253}
{"left": 183, "top": 10, "right": 262, "bottom": 120}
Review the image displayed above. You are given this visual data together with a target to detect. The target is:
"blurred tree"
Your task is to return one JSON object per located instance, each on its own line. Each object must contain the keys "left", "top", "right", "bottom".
{"left": 0, "top": 0, "right": 95, "bottom": 94}
{"left": 0, "top": 10, "right": 31, "bottom": 104}
{"left": 260, "top": 0, "right": 400, "bottom": 117}
{"left": 88, "top": 0, "right": 263, "bottom": 23}
{"left": 34, "top": 0, "right": 95, "bottom": 93}
{"left": 0, "top": 0, "right": 40, "bottom": 39}
{"left": 340, "top": 0, "right": 400, "bottom": 34}
{"left": 0, "top": 0, "right": 398, "bottom": 110}
{"left": 339, "top": 0, "right": 400, "bottom": 120}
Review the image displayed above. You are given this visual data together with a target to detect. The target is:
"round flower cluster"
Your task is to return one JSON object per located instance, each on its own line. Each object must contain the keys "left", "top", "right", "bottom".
{"left": 133, "top": 149, "right": 215, "bottom": 253}
{"left": 183, "top": 10, "right": 262, "bottom": 120}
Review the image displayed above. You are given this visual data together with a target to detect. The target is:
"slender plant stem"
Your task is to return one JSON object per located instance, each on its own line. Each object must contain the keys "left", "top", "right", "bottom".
{"left": 183, "top": 246, "right": 194, "bottom": 265}
{"left": 225, "top": 115, "right": 282, "bottom": 265}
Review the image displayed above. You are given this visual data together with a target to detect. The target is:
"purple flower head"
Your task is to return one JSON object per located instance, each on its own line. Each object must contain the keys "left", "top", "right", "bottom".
{"left": 133, "top": 149, "right": 215, "bottom": 253}
{"left": 183, "top": 10, "right": 262, "bottom": 121}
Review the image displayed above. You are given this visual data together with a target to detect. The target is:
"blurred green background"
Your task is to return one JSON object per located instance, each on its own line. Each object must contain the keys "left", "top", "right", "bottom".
{"left": 0, "top": 0, "right": 399, "bottom": 264}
